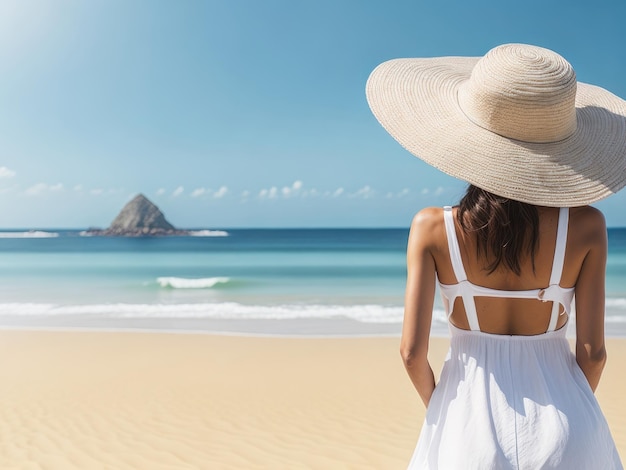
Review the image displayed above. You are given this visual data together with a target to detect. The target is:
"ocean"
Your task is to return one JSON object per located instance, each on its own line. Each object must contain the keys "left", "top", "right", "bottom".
{"left": 0, "top": 228, "right": 625, "bottom": 337}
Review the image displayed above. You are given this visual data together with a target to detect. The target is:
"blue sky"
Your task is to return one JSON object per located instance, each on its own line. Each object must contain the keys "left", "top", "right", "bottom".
{"left": 0, "top": 0, "right": 625, "bottom": 228}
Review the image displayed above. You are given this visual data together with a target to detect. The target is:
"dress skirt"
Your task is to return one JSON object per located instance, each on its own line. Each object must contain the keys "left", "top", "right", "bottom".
{"left": 407, "top": 324, "right": 623, "bottom": 469}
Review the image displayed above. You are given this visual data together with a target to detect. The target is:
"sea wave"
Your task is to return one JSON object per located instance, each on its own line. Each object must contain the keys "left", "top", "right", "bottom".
{"left": 0, "top": 301, "right": 623, "bottom": 328}
{"left": 188, "top": 230, "right": 229, "bottom": 237}
{"left": 604, "top": 297, "right": 626, "bottom": 323}
{"left": 604, "top": 316, "right": 626, "bottom": 323}
{"left": 606, "top": 298, "right": 626, "bottom": 309}
{"left": 0, "top": 231, "right": 59, "bottom": 238}
{"left": 156, "top": 277, "right": 231, "bottom": 289}
{"left": 76, "top": 230, "right": 229, "bottom": 237}
{"left": 0, "top": 302, "right": 409, "bottom": 323}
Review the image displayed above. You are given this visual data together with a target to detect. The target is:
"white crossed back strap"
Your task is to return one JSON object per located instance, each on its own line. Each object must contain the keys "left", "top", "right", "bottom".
{"left": 442, "top": 206, "right": 569, "bottom": 332}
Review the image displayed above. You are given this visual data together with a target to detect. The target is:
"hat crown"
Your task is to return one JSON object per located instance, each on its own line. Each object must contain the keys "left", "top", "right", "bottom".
{"left": 458, "top": 44, "right": 578, "bottom": 143}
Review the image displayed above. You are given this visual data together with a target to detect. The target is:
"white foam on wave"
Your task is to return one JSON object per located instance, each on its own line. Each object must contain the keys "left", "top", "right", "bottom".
{"left": 0, "top": 302, "right": 408, "bottom": 323}
{"left": 605, "top": 298, "right": 626, "bottom": 324}
{"left": 604, "top": 299, "right": 626, "bottom": 323}
{"left": 0, "top": 231, "right": 59, "bottom": 238}
{"left": 604, "top": 316, "right": 626, "bottom": 323}
{"left": 0, "top": 301, "right": 623, "bottom": 329}
{"left": 606, "top": 298, "right": 626, "bottom": 309}
{"left": 188, "top": 230, "right": 229, "bottom": 237}
{"left": 157, "top": 277, "right": 231, "bottom": 289}
{"left": 77, "top": 230, "right": 228, "bottom": 237}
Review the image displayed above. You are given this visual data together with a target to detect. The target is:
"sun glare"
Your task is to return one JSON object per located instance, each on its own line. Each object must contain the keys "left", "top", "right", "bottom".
{"left": 0, "top": 1, "right": 55, "bottom": 53}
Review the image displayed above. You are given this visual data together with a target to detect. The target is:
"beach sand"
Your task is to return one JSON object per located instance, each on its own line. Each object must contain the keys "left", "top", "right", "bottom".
{"left": 0, "top": 330, "right": 623, "bottom": 469}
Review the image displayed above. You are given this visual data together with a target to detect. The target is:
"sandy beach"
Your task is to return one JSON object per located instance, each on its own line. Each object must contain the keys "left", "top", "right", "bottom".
{"left": 0, "top": 330, "right": 623, "bottom": 469}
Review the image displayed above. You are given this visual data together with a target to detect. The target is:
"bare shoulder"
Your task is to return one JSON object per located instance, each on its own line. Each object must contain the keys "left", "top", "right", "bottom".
{"left": 408, "top": 207, "right": 445, "bottom": 249}
{"left": 410, "top": 207, "right": 445, "bottom": 232}
{"left": 569, "top": 205, "right": 606, "bottom": 225}
{"left": 568, "top": 206, "right": 607, "bottom": 252}
{"left": 569, "top": 206, "right": 607, "bottom": 238}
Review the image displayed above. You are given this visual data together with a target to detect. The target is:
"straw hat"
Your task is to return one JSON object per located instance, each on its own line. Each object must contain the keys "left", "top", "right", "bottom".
{"left": 366, "top": 43, "right": 626, "bottom": 207}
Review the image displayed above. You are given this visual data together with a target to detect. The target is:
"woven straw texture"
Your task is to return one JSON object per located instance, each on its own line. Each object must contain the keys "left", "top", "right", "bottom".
{"left": 366, "top": 44, "right": 626, "bottom": 207}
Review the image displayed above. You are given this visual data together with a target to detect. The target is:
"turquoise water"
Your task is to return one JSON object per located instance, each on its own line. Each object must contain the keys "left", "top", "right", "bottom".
{"left": 0, "top": 229, "right": 407, "bottom": 305}
{"left": 0, "top": 228, "right": 624, "bottom": 336}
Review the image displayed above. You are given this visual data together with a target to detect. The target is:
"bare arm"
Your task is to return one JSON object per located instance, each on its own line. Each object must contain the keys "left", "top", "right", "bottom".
{"left": 400, "top": 209, "right": 438, "bottom": 407}
{"left": 574, "top": 209, "right": 608, "bottom": 392}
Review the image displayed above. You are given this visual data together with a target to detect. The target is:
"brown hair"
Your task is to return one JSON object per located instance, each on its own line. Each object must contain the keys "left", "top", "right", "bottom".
{"left": 457, "top": 185, "right": 539, "bottom": 275}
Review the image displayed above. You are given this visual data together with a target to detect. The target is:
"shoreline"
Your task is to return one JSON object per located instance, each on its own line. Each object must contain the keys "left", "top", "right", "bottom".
{"left": 0, "top": 319, "right": 625, "bottom": 339}
{"left": 0, "top": 313, "right": 407, "bottom": 338}
{"left": 0, "top": 298, "right": 624, "bottom": 338}
{"left": 0, "top": 323, "right": 404, "bottom": 339}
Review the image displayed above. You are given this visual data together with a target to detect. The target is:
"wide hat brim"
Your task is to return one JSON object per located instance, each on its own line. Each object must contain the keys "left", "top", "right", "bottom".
{"left": 366, "top": 56, "right": 626, "bottom": 207}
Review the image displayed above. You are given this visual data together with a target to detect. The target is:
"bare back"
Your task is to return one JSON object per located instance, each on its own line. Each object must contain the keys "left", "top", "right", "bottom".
{"left": 428, "top": 205, "right": 605, "bottom": 335}
{"left": 403, "top": 204, "right": 607, "bottom": 338}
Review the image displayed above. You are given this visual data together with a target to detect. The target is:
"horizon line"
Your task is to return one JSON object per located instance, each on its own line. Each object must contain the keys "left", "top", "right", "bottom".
{"left": 0, "top": 225, "right": 626, "bottom": 231}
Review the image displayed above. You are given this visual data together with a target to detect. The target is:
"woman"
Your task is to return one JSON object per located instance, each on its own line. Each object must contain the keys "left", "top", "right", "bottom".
{"left": 366, "top": 44, "right": 625, "bottom": 468}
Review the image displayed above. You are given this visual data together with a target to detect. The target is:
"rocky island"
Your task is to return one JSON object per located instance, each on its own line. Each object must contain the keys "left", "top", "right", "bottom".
{"left": 85, "top": 194, "right": 191, "bottom": 237}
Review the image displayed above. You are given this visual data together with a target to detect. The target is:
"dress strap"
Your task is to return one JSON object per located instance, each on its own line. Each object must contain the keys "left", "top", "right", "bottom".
{"left": 443, "top": 206, "right": 480, "bottom": 331}
{"left": 443, "top": 206, "right": 467, "bottom": 282}
{"left": 546, "top": 207, "right": 569, "bottom": 332}
{"left": 548, "top": 208, "right": 569, "bottom": 286}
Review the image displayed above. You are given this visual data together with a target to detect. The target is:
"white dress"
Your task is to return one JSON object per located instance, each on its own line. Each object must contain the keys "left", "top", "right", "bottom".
{"left": 408, "top": 207, "right": 623, "bottom": 469}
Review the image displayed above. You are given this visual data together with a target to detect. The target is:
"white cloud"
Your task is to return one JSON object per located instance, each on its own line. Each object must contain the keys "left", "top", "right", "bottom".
{"left": 172, "top": 186, "right": 184, "bottom": 197}
{"left": 281, "top": 180, "right": 304, "bottom": 197}
{"left": 191, "top": 188, "right": 206, "bottom": 198}
{"left": 213, "top": 186, "right": 228, "bottom": 198}
{"left": 241, "top": 190, "right": 250, "bottom": 198}
{"left": 379, "top": 188, "right": 411, "bottom": 199}
{"left": 68, "top": 185, "right": 123, "bottom": 196}
{"left": 50, "top": 183, "right": 64, "bottom": 192}
{"left": 421, "top": 188, "right": 429, "bottom": 195}
{"left": 0, "top": 167, "right": 16, "bottom": 178}
{"left": 333, "top": 187, "right": 344, "bottom": 197}
{"left": 282, "top": 180, "right": 304, "bottom": 197}
{"left": 25, "top": 183, "right": 49, "bottom": 196}
{"left": 256, "top": 181, "right": 308, "bottom": 200}
{"left": 259, "top": 186, "right": 278, "bottom": 199}
{"left": 435, "top": 186, "right": 445, "bottom": 196}
{"left": 350, "top": 185, "right": 372, "bottom": 199}
{"left": 156, "top": 188, "right": 166, "bottom": 196}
